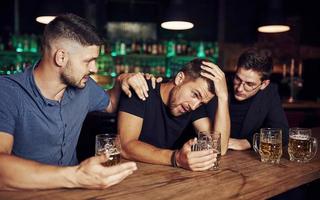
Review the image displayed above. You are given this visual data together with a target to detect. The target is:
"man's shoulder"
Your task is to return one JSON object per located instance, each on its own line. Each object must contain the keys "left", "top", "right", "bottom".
{"left": 259, "top": 83, "right": 279, "bottom": 96}
{"left": 255, "top": 83, "right": 281, "bottom": 107}
{"left": 121, "top": 80, "right": 160, "bottom": 102}
{"left": 267, "top": 83, "right": 278, "bottom": 91}
{"left": 0, "top": 76, "right": 23, "bottom": 108}
{"left": 0, "top": 75, "right": 23, "bottom": 92}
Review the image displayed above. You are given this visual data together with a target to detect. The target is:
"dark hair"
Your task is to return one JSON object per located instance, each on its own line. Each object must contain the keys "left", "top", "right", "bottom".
{"left": 179, "top": 58, "right": 215, "bottom": 95}
{"left": 41, "top": 13, "right": 103, "bottom": 52}
{"left": 237, "top": 48, "right": 273, "bottom": 80}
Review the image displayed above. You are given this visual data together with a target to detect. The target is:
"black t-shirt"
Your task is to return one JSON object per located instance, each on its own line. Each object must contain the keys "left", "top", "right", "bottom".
{"left": 119, "top": 81, "right": 208, "bottom": 149}
{"left": 229, "top": 94, "right": 253, "bottom": 139}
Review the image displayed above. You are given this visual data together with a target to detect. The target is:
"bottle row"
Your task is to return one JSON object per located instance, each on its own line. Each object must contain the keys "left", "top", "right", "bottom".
{"left": 1, "top": 34, "right": 219, "bottom": 59}
{"left": 0, "top": 61, "right": 32, "bottom": 75}
{"left": 108, "top": 40, "right": 219, "bottom": 58}
{"left": 0, "top": 54, "right": 201, "bottom": 80}
{"left": 0, "top": 34, "right": 39, "bottom": 53}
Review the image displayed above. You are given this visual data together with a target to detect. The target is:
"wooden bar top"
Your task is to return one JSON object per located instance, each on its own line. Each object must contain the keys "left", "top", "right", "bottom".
{"left": 282, "top": 100, "right": 320, "bottom": 109}
{"left": 1, "top": 129, "right": 320, "bottom": 200}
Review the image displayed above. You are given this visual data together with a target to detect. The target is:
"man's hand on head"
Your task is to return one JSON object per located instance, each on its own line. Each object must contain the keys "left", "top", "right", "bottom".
{"left": 200, "top": 61, "right": 228, "bottom": 101}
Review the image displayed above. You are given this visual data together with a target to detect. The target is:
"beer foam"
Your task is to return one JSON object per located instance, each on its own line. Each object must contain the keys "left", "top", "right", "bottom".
{"left": 290, "top": 134, "right": 309, "bottom": 140}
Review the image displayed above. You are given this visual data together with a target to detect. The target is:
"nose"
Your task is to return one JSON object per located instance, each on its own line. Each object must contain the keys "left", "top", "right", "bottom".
{"left": 236, "top": 82, "right": 245, "bottom": 92}
{"left": 190, "top": 100, "right": 201, "bottom": 111}
{"left": 89, "top": 62, "right": 98, "bottom": 74}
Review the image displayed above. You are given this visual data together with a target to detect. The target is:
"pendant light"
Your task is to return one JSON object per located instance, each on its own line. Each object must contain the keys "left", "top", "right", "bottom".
{"left": 161, "top": 0, "right": 193, "bottom": 30}
{"left": 257, "top": 0, "right": 290, "bottom": 33}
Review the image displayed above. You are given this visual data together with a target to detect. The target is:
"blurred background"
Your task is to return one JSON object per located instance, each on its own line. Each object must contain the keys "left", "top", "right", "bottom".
{"left": 1, "top": 0, "right": 320, "bottom": 128}
{"left": 1, "top": 2, "right": 320, "bottom": 194}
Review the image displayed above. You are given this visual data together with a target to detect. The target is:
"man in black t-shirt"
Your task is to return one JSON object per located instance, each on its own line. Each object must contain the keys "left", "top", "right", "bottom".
{"left": 118, "top": 58, "right": 230, "bottom": 171}
{"left": 206, "top": 48, "right": 289, "bottom": 150}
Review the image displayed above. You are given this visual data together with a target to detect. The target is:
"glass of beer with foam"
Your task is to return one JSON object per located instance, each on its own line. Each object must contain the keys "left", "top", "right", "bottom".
{"left": 253, "top": 128, "right": 282, "bottom": 164}
{"left": 288, "top": 128, "right": 318, "bottom": 163}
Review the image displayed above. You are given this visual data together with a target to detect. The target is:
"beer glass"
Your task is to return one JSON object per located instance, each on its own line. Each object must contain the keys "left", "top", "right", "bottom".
{"left": 95, "top": 134, "right": 121, "bottom": 166}
{"left": 192, "top": 131, "right": 221, "bottom": 170}
{"left": 288, "top": 128, "right": 318, "bottom": 163}
{"left": 253, "top": 128, "right": 282, "bottom": 164}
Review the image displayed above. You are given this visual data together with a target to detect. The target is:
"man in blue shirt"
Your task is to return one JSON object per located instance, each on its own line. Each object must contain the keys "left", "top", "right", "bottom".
{"left": 0, "top": 13, "right": 159, "bottom": 190}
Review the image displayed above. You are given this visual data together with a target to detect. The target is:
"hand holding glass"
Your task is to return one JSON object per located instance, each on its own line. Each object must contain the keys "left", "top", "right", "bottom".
{"left": 95, "top": 134, "right": 121, "bottom": 166}
{"left": 192, "top": 131, "right": 221, "bottom": 170}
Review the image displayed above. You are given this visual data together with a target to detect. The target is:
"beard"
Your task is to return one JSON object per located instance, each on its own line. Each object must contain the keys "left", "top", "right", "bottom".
{"left": 61, "top": 62, "right": 86, "bottom": 89}
{"left": 61, "top": 72, "right": 82, "bottom": 89}
{"left": 167, "top": 85, "right": 183, "bottom": 117}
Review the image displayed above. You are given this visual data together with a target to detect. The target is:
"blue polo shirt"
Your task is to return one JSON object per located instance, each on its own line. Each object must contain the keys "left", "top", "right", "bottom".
{"left": 0, "top": 62, "right": 109, "bottom": 166}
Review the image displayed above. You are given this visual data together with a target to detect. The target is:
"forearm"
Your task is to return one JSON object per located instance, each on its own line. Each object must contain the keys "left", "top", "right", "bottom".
{"left": 106, "top": 76, "right": 122, "bottom": 113}
{"left": 228, "top": 138, "right": 251, "bottom": 150}
{"left": 122, "top": 140, "right": 173, "bottom": 166}
{"left": 213, "top": 97, "right": 230, "bottom": 155}
{"left": 0, "top": 154, "right": 76, "bottom": 190}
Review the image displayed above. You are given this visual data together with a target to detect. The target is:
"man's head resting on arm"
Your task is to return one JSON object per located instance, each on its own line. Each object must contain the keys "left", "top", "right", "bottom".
{"left": 166, "top": 58, "right": 216, "bottom": 117}
{"left": 41, "top": 13, "right": 103, "bottom": 89}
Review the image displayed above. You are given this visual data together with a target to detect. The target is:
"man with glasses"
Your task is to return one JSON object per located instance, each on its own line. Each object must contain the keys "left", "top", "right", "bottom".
{"left": 207, "top": 48, "right": 288, "bottom": 150}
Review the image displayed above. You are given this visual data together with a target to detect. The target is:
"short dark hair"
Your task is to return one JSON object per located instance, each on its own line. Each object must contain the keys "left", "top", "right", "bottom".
{"left": 179, "top": 58, "right": 215, "bottom": 95}
{"left": 237, "top": 48, "right": 273, "bottom": 80}
{"left": 42, "top": 13, "right": 103, "bottom": 52}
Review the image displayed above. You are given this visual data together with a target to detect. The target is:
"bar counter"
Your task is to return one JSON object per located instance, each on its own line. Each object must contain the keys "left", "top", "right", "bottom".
{"left": 1, "top": 129, "right": 319, "bottom": 200}
{"left": 282, "top": 100, "right": 320, "bottom": 109}
{"left": 283, "top": 100, "right": 320, "bottom": 127}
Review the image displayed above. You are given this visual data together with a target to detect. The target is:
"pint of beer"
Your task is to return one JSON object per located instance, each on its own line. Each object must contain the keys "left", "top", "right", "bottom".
{"left": 253, "top": 128, "right": 282, "bottom": 164}
{"left": 95, "top": 134, "right": 121, "bottom": 166}
{"left": 288, "top": 128, "right": 318, "bottom": 163}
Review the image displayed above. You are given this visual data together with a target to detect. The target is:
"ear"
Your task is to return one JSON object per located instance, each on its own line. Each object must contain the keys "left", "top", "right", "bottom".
{"left": 174, "top": 72, "right": 185, "bottom": 86}
{"left": 54, "top": 49, "right": 68, "bottom": 67}
{"left": 260, "top": 79, "right": 270, "bottom": 90}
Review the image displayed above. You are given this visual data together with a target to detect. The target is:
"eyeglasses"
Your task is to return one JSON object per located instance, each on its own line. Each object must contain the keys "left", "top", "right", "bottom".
{"left": 233, "top": 75, "right": 262, "bottom": 92}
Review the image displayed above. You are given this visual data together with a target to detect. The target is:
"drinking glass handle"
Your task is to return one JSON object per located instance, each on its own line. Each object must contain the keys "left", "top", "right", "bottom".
{"left": 253, "top": 133, "right": 259, "bottom": 154}
{"left": 307, "top": 137, "right": 318, "bottom": 161}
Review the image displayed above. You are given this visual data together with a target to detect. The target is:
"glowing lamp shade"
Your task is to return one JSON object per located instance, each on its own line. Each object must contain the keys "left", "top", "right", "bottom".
{"left": 161, "top": 0, "right": 193, "bottom": 31}
{"left": 36, "top": 16, "right": 56, "bottom": 24}
{"left": 257, "top": 0, "right": 290, "bottom": 33}
{"left": 35, "top": 0, "right": 65, "bottom": 24}
{"left": 161, "top": 21, "right": 193, "bottom": 30}
{"left": 258, "top": 25, "right": 290, "bottom": 33}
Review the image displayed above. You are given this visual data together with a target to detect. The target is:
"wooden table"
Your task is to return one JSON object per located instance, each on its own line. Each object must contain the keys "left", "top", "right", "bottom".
{"left": 1, "top": 129, "right": 320, "bottom": 200}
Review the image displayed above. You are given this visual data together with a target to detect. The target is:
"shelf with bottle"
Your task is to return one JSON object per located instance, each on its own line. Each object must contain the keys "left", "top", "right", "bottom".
{"left": 90, "top": 44, "right": 116, "bottom": 90}
{"left": 0, "top": 38, "right": 219, "bottom": 89}
{"left": 106, "top": 40, "right": 219, "bottom": 78}
{"left": 0, "top": 51, "right": 40, "bottom": 75}
{"left": 109, "top": 40, "right": 218, "bottom": 58}
{"left": 0, "top": 34, "right": 40, "bottom": 75}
